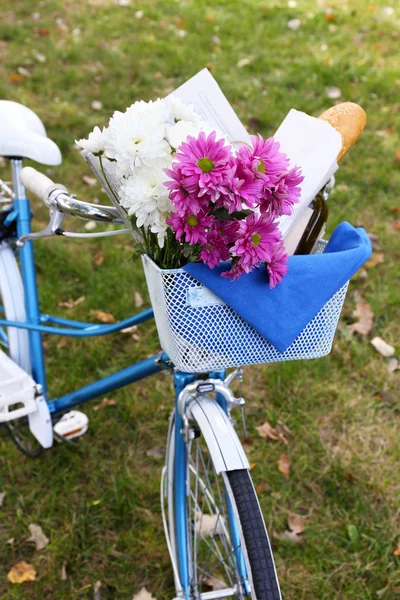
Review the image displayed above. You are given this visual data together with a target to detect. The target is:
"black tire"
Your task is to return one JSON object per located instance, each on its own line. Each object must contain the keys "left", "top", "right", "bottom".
{"left": 225, "top": 469, "right": 281, "bottom": 600}
{"left": 4, "top": 417, "right": 44, "bottom": 458}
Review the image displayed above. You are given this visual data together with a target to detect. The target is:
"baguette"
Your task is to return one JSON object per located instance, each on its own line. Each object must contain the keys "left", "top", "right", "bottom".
{"left": 318, "top": 102, "right": 366, "bottom": 162}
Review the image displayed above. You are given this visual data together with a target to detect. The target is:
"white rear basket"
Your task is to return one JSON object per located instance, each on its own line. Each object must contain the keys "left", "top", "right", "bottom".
{"left": 142, "top": 247, "right": 349, "bottom": 373}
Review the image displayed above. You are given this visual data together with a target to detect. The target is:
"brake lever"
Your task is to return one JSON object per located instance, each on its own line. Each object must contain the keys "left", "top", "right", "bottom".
{"left": 16, "top": 207, "right": 65, "bottom": 247}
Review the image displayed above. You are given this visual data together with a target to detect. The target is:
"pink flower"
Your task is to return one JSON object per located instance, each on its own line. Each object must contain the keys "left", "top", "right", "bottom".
{"left": 230, "top": 213, "right": 282, "bottom": 273}
{"left": 221, "top": 260, "right": 246, "bottom": 281}
{"left": 267, "top": 240, "right": 288, "bottom": 288}
{"left": 218, "top": 219, "right": 240, "bottom": 245}
{"left": 260, "top": 166, "right": 303, "bottom": 217}
{"left": 238, "top": 135, "right": 289, "bottom": 186}
{"left": 199, "top": 227, "right": 231, "bottom": 269}
{"left": 166, "top": 211, "right": 214, "bottom": 245}
{"left": 221, "top": 163, "right": 264, "bottom": 212}
{"left": 164, "top": 166, "right": 206, "bottom": 215}
{"left": 174, "top": 131, "right": 233, "bottom": 199}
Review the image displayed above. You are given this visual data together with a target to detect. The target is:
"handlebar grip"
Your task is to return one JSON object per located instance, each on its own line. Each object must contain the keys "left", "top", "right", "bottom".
{"left": 19, "top": 167, "right": 57, "bottom": 203}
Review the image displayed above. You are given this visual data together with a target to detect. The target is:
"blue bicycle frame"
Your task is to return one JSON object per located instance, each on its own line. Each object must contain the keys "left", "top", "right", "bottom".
{"left": 0, "top": 159, "right": 248, "bottom": 596}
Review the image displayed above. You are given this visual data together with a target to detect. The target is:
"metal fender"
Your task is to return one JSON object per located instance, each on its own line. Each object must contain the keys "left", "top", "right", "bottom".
{"left": 188, "top": 394, "right": 250, "bottom": 474}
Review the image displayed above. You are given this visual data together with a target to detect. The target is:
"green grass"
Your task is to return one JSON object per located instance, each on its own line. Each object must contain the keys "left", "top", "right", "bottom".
{"left": 0, "top": 0, "right": 399, "bottom": 598}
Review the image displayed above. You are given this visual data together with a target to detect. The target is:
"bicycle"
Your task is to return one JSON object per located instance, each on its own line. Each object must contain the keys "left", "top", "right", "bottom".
{"left": 0, "top": 100, "right": 348, "bottom": 600}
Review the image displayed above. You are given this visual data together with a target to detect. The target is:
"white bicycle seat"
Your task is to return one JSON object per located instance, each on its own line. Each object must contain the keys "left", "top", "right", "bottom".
{"left": 0, "top": 100, "right": 62, "bottom": 165}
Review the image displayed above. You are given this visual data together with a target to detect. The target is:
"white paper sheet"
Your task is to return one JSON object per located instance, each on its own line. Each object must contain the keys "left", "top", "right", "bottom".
{"left": 169, "top": 69, "right": 252, "bottom": 146}
{"left": 274, "top": 109, "right": 342, "bottom": 237}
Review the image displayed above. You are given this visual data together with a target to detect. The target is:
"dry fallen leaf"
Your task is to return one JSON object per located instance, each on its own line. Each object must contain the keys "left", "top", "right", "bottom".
{"left": 348, "top": 301, "right": 374, "bottom": 335}
{"left": 204, "top": 575, "right": 228, "bottom": 590}
{"left": 0, "top": 491, "right": 5, "bottom": 507}
{"left": 93, "top": 251, "right": 104, "bottom": 268}
{"left": 395, "top": 149, "right": 400, "bottom": 164}
{"left": 370, "top": 336, "right": 395, "bottom": 357}
{"left": 365, "top": 252, "right": 384, "bottom": 269}
{"left": 90, "top": 309, "right": 116, "bottom": 324}
{"left": 195, "top": 512, "right": 225, "bottom": 537}
{"left": 278, "top": 454, "right": 291, "bottom": 478}
{"left": 94, "top": 581, "right": 102, "bottom": 600}
{"left": 121, "top": 324, "right": 140, "bottom": 341}
{"left": 61, "top": 561, "right": 67, "bottom": 581}
{"left": 287, "top": 18, "right": 301, "bottom": 30}
{"left": 288, "top": 514, "right": 305, "bottom": 534}
{"left": 132, "top": 587, "right": 157, "bottom": 600}
{"left": 393, "top": 539, "right": 400, "bottom": 556}
{"left": 326, "top": 86, "right": 341, "bottom": 99}
{"left": 387, "top": 357, "right": 399, "bottom": 373}
{"left": 58, "top": 296, "right": 85, "bottom": 309}
{"left": 7, "top": 561, "right": 37, "bottom": 584}
{"left": 9, "top": 74, "right": 23, "bottom": 83}
{"left": 256, "top": 421, "right": 287, "bottom": 443}
{"left": 57, "top": 337, "right": 68, "bottom": 349}
{"left": 146, "top": 446, "right": 165, "bottom": 460}
{"left": 273, "top": 530, "right": 304, "bottom": 545}
{"left": 27, "top": 523, "right": 49, "bottom": 551}
{"left": 134, "top": 292, "right": 144, "bottom": 307}
{"left": 82, "top": 175, "right": 97, "bottom": 187}
{"left": 393, "top": 220, "right": 400, "bottom": 231}
{"left": 93, "top": 398, "right": 117, "bottom": 411}
{"left": 256, "top": 482, "right": 271, "bottom": 495}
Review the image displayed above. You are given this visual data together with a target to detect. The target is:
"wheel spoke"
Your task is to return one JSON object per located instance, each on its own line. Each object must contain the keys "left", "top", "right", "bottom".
{"left": 186, "top": 434, "right": 244, "bottom": 599}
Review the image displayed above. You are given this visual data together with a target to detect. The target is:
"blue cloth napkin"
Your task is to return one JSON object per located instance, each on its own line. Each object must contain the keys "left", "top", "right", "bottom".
{"left": 183, "top": 222, "right": 372, "bottom": 353}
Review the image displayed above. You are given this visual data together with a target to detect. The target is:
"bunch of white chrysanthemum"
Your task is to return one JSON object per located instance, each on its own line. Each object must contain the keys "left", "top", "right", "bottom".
{"left": 76, "top": 97, "right": 211, "bottom": 248}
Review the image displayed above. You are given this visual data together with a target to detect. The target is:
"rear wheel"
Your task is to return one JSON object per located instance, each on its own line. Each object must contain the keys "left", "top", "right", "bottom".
{"left": 166, "top": 414, "right": 281, "bottom": 600}
{"left": 0, "top": 242, "right": 43, "bottom": 457}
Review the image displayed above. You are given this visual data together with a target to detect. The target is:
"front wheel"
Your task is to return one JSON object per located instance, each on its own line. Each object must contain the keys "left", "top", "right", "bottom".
{"left": 165, "top": 412, "right": 281, "bottom": 600}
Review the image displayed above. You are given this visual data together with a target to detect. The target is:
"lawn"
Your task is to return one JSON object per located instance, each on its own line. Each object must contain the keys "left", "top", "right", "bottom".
{"left": 0, "top": 0, "right": 399, "bottom": 598}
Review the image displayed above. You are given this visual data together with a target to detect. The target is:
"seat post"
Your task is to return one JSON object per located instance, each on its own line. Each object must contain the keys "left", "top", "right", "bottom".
{"left": 10, "top": 157, "right": 47, "bottom": 393}
{"left": 10, "top": 158, "right": 25, "bottom": 201}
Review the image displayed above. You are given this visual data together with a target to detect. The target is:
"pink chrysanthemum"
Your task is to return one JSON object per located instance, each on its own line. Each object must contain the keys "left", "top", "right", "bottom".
{"left": 218, "top": 219, "right": 240, "bottom": 245}
{"left": 166, "top": 211, "right": 214, "bottom": 245}
{"left": 164, "top": 166, "right": 206, "bottom": 215}
{"left": 199, "top": 227, "right": 231, "bottom": 269}
{"left": 229, "top": 213, "right": 282, "bottom": 273}
{"left": 267, "top": 240, "right": 288, "bottom": 288}
{"left": 221, "top": 163, "right": 264, "bottom": 212}
{"left": 174, "top": 131, "right": 233, "bottom": 199}
{"left": 260, "top": 166, "right": 303, "bottom": 217}
{"left": 221, "top": 260, "right": 246, "bottom": 281}
{"left": 238, "top": 135, "right": 290, "bottom": 186}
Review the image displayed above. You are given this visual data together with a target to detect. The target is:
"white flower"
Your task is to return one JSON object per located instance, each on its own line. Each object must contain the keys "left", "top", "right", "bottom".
{"left": 126, "top": 98, "right": 169, "bottom": 126}
{"left": 105, "top": 108, "right": 170, "bottom": 176}
{"left": 118, "top": 168, "right": 172, "bottom": 229}
{"left": 75, "top": 126, "right": 107, "bottom": 154}
{"left": 167, "top": 96, "right": 203, "bottom": 125}
{"left": 165, "top": 120, "right": 205, "bottom": 150}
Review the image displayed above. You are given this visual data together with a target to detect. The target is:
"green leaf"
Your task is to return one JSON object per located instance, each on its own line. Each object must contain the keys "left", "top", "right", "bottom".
{"left": 347, "top": 524, "right": 360, "bottom": 551}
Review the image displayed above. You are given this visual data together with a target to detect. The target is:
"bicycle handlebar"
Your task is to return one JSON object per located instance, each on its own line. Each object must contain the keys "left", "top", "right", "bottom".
{"left": 19, "top": 167, "right": 124, "bottom": 224}
{"left": 20, "top": 167, "right": 61, "bottom": 204}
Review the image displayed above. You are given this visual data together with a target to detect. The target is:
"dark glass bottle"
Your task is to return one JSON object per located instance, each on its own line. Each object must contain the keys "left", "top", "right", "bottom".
{"left": 293, "top": 192, "right": 329, "bottom": 255}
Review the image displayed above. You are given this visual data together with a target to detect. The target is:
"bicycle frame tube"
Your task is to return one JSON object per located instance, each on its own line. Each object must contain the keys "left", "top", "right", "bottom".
{"left": 11, "top": 159, "right": 47, "bottom": 392}
{"left": 47, "top": 352, "right": 169, "bottom": 415}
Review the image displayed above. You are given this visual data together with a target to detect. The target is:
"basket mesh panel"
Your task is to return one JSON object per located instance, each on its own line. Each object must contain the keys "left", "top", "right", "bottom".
{"left": 142, "top": 246, "right": 349, "bottom": 373}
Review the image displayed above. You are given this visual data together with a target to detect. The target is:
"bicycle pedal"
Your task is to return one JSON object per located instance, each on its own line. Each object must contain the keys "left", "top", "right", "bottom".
{"left": 53, "top": 410, "right": 88, "bottom": 440}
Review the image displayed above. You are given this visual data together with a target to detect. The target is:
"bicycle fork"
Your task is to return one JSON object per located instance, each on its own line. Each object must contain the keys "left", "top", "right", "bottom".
{"left": 170, "top": 370, "right": 250, "bottom": 600}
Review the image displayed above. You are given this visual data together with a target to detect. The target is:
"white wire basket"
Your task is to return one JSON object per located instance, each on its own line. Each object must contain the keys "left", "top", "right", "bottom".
{"left": 142, "top": 242, "right": 349, "bottom": 373}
